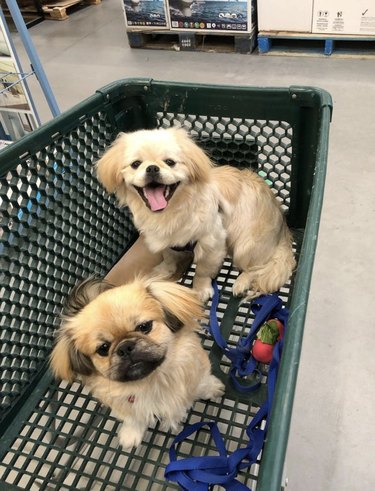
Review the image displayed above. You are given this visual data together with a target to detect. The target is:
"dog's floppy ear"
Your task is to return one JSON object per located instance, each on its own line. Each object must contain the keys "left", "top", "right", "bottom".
{"left": 170, "top": 128, "right": 213, "bottom": 183}
{"left": 96, "top": 133, "right": 127, "bottom": 194}
{"left": 50, "top": 277, "right": 114, "bottom": 381}
{"left": 50, "top": 333, "right": 95, "bottom": 382}
{"left": 62, "top": 277, "right": 114, "bottom": 319}
{"left": 147, "top": 280, "right": 204, "bottom": 331}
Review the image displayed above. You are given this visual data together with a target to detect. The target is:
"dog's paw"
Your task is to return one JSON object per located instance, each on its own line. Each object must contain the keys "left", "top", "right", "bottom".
{"left": 240, "top": 290, "right": 262, "bottom": 303}
{"left": 118, "top": 425, "right": 143, "bottom": 451}
{"left": 232, "top": 273, "right": 250, "bottom": 297}
{"left": 198, "top": 287, "right": 214, "bottom": 303}
{"left": 206, "top": 376, "right": 225, "bottom": 400}
{"left": 159, "top": 419, "right": 183, "bottom": 434}
{"left": 232, "top": 272, "right": 257, "bottom": 298}
{"left": 193, "top": 276, "right": 214, "bottom": 303}
{"left": 159, "top": 409, "right": 187, "bottom": 433}
{"left": 199, "top": 375, "right": 225, "bottom": 400}
{"left": 233, "top": 273, "right": 264, "bottom": 301}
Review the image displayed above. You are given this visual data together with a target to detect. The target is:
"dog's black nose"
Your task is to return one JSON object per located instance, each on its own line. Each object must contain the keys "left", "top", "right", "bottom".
{"left": 146, "top": 165, "right": 159, "bottom": 174}
{"left": 117, "top": 340, "right": 136, "bottom": 358}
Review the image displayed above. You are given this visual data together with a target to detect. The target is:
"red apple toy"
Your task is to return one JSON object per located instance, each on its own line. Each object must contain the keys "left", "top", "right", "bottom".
{"left": 251, "top": 319, "right": 284, "bottom": 364}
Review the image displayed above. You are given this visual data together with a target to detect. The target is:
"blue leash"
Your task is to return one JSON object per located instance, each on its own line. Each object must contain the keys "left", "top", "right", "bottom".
{"left": 165, "top": 280, "right": 289, "bottom": 490}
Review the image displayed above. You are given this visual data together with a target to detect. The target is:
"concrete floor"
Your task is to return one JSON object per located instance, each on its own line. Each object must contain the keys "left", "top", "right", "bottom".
{"left": 13, "top": 1, "right": 375, "bottom": 490}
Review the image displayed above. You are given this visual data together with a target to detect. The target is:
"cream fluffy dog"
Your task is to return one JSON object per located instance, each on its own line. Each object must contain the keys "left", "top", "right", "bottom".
{"left": 50, "top": 278, "right": 224, "bottom": 450}
{"left": 96, "top": 128, "right": 296, "bottom": 301}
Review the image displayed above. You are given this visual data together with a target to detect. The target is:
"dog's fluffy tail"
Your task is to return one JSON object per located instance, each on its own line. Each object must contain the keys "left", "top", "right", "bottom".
{"left": 241, "top": 227, "right": 296, "bottom": 301}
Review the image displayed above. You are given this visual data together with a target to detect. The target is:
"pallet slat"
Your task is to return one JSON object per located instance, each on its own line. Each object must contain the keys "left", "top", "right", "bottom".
{"left": 42, "top": 0, "right": 100, "bottom": 21}
{"left": 258, "top": 30, "right": 375, "bottom": 56}
{"left": 126, "top": 30, "right": 257, "bottom": 54}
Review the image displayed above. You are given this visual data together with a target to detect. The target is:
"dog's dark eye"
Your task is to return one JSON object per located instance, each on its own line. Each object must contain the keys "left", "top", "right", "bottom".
{"left": 97, "top": 342, "right": 111, "bottom": 356}
{"left": 131, "top": 160, "right": 142, "bottom": 169}
{"left": 135, "top": 321, "right": 153, "bottom": 334}
{"left": 165, "top": 159, "right": 176, "bottom": 167}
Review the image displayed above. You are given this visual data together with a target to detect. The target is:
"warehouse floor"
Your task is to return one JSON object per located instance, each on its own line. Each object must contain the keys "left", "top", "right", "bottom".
{"left": 12, "top": 1, "right": 375, "bottom": 490}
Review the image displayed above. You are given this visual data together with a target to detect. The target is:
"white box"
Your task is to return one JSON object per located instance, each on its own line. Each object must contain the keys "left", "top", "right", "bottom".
{"left": 257, "top": 0, "right": 314, "bottom": 33}
{"left": 123, "top": 0, "right": 170, "bottom": 30}
{"left": 312, "top": 1, "right": 375, "bottom": 35}
{"left": 167, "top": 0, "right": 256, "bottom": 34}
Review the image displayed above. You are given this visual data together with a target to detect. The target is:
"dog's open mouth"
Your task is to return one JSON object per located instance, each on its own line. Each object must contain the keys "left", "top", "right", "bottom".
{"left": 135, "top": 182, "right": 180, "bottom": 212}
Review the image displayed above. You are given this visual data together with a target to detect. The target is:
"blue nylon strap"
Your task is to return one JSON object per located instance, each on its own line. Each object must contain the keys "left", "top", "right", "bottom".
{"left": 209, "top": 280, "right": 228, "bottom": 350}
{"left": 165, "top": 280, "right": 289, "bottom": 490}
{"left": 209, "top": 282, "right": 285, "bottom": 392}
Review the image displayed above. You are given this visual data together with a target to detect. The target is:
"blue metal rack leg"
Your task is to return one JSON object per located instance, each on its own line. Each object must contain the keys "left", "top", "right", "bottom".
{"left": 0, "top": 7, "right": 41, "bottom": 126}
{"left": 324, "top": 39, "right": 334, "bottom": 56}
{"left": 5, "top": 0, "right": 60, "bottom": 117}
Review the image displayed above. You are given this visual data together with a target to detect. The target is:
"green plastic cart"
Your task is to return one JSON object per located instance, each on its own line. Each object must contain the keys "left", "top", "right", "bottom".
{"left": 0, "top": 79, "right": 332, "bottom": 491}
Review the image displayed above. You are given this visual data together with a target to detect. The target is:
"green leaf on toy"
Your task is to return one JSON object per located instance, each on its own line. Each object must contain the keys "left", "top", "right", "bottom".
{"left": 257, "top": 320, "right": 280, "bottom": 345}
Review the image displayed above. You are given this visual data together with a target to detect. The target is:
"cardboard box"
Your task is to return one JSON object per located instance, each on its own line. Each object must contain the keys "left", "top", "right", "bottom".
{"left": 168, "top": 0, "right": 256, "bottom": 34}
{"left": 312, "top": 1, "right": 375, "bottom": 35}
{"left": 105, "top": 235, "right": 193, "bottom": 286}
{"left": 123, "top": 0, "right": 170, "bottom": 30}
{"left": 257, "top": 0, "right": 314, "bottom": 33}
{"left": 258, "top": 0, "right": 375, "bottom": 36}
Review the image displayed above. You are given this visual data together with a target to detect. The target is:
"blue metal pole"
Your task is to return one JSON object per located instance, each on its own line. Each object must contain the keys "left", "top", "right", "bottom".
{"left": 0, "top": 6, "right": 41, "bottom": 126}
{"left": 5, "top": 0, "right": 60, "bottom": 117}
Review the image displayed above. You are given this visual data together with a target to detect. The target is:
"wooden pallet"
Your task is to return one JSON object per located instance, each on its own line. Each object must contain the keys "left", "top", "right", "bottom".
{"left": 42, "top": 0, "right": 100, "bottom": 21}
{"left": 258, "top": 30, "right": 375, "bottom": 57}
{"left": 127, "top": 29, "right": 257, "bottom": 54}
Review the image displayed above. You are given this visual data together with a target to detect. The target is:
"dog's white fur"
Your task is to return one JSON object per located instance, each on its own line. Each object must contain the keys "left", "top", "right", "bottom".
{"left": 50, "top": 278, "right": 224, "bottom": 449}
{"left": 96, "top": 128, "right": 296, "bottom": 301}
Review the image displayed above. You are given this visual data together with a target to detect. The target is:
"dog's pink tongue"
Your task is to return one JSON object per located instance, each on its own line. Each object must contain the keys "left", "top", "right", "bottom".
{"left": 144, "top": 186, "right": 167, "bottom": 211}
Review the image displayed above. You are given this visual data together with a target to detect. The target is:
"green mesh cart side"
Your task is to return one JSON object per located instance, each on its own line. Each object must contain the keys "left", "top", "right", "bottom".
{"left": 0, "top": 79, "right": 332, "bottom": 491}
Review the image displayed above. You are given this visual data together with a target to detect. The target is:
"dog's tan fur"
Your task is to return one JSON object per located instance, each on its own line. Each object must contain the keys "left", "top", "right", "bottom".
{"left": 50, "top": 278, "right": 224, "bottom": 449}
{"left": 96, "top": 128, "right": 295, "bottom": 301}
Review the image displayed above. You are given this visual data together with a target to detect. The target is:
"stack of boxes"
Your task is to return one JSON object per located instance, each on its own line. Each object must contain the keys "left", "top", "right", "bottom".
{"left": 312, "top": 1, "right": 375, "bottom": 35}
{"left": 122, "top": 1, "right": 375, "bottom": 49}
{"left": 257, "top": 0, "right": 375, "bottom": 36}
{"left": 123, "top": 0, "right": 257, "bottom": 36}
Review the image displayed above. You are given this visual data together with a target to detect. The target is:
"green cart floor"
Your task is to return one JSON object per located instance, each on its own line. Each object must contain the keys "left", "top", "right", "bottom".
{"left": 0, "top": 234, "right": 300, "bottom": 491}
